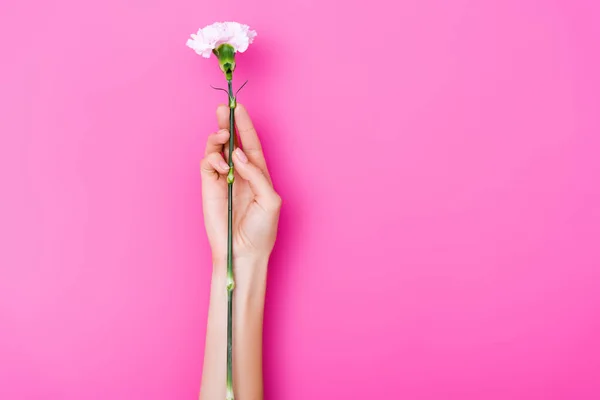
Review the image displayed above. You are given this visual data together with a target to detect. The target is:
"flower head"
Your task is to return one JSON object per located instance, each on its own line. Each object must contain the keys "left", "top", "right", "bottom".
{"left": 186, "top": 21, "right": 257, "bottom": 59}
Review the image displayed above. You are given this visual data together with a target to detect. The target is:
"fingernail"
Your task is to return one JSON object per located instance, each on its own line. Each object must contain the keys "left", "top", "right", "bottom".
{"left": 219, "top": 160, "right": 230, "bottom": 171}
{"left": 219, "top": 129, "right": 229, "bottom": 136}
{"left": 235, "top": 148, "right": 248, "bottom": 163}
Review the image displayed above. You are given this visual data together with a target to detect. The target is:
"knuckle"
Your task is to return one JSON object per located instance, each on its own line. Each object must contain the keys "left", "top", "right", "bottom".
{"left": 200, "top": 159, "right": 210, "bottom": 172}
{"left": 245, "top": 147, "right": 263, "bottom": 157}
{"left": 200, "top": 157, "right": 211, "bottom": 168}
{"left": 216, "top": 130, "right": 229, "bottom": 141}
{"left": 267, "top": 193, "right": 282, "bottom": 210}
{"left": 239, "top": 126, "right": 257, "bottom": 136}
{"left": 207, "top": 130, "right": 227, "bottom": 144}
{"left": 206, "top": 132, "right": 217, "bottom": 143}
{"left": 201, "top": 154, "right": 220, "bottom": 167}
{"left": 207, "top": 153, "right": 222, "bottom": 163}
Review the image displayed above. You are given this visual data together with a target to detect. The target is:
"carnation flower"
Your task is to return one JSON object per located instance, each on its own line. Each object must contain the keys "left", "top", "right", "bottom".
{"left": 186, "top": 21, "right": 256, "bottom": 81}
{"left": 186, "top": 21, "right": 257, "bottom": 58}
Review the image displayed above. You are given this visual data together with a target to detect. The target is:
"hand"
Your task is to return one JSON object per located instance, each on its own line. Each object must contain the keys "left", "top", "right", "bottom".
{"left": 199, "top": 102, "right": 276, "bottom": 400}
{"left": 201, "top": 103, "right": 282, "bottom": 272}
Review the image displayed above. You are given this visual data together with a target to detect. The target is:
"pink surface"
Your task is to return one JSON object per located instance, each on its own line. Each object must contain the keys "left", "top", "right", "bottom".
{"left": 1, "top": 0, "right": 600, "bottom": 399}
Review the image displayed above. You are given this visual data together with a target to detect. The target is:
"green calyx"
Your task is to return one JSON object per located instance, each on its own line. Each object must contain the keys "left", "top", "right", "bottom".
{"left": 213, "top": 43, "right": 236, "bottom": 80}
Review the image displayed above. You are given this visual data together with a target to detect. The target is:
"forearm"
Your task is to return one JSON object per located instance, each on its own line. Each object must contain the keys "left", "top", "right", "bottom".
{"left": 199, "top": 257, "right": 268, "bottom": 400}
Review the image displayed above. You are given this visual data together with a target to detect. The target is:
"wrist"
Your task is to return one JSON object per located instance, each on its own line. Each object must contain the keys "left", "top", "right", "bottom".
{"left": 211, "top": 251, "right": 270, "bottom": 271}
{"left": 211, "top": 255, "right": 270, "bottom": 299}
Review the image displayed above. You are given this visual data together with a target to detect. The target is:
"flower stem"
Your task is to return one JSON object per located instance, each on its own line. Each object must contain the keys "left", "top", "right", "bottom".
{"left": 226, "top": 79, "right": 235, "bottom": 400}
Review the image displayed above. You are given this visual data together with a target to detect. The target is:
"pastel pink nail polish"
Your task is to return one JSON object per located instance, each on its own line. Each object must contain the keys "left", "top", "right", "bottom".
{"left": 235, "top": 148, "right": 248, "bottom": 163}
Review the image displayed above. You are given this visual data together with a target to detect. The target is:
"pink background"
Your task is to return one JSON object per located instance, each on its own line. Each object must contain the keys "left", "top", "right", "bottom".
{"left": 1, "top": 0, "right": 600, "bottom": 399}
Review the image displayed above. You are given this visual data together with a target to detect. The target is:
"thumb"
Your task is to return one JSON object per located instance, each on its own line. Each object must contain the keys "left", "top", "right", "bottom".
{"left": 233, "top": 148, "right": 281, "bottom": 212}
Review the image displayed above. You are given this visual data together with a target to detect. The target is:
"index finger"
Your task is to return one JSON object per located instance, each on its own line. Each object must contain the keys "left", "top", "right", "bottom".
{"left": 235, "top": 103, "right": 270, "bottom": 179}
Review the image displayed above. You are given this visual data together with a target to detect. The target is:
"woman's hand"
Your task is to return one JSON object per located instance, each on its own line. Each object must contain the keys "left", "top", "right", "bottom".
{"left": 200, "top": 103, "right": 281, "bottom": 272}
{"left": 199, "top": 103, "right": 278, "bottom": 400}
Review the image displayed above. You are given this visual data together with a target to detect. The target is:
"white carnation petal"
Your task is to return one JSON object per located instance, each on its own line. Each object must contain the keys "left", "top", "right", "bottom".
{"left": 186, "top": 21, "right": 256, "bottom": 57}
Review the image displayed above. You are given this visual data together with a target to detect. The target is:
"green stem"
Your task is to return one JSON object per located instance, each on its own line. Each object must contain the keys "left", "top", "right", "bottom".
{"left": 226, "top": 79, "right": 235, "bottom": 400}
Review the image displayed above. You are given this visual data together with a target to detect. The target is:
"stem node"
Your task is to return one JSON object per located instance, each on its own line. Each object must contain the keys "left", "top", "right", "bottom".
{"left": 227, "top": 276, "right": 235, "bottom": 292}
{"left": 227, "top": 167, "right": 235, "bottom": 184}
